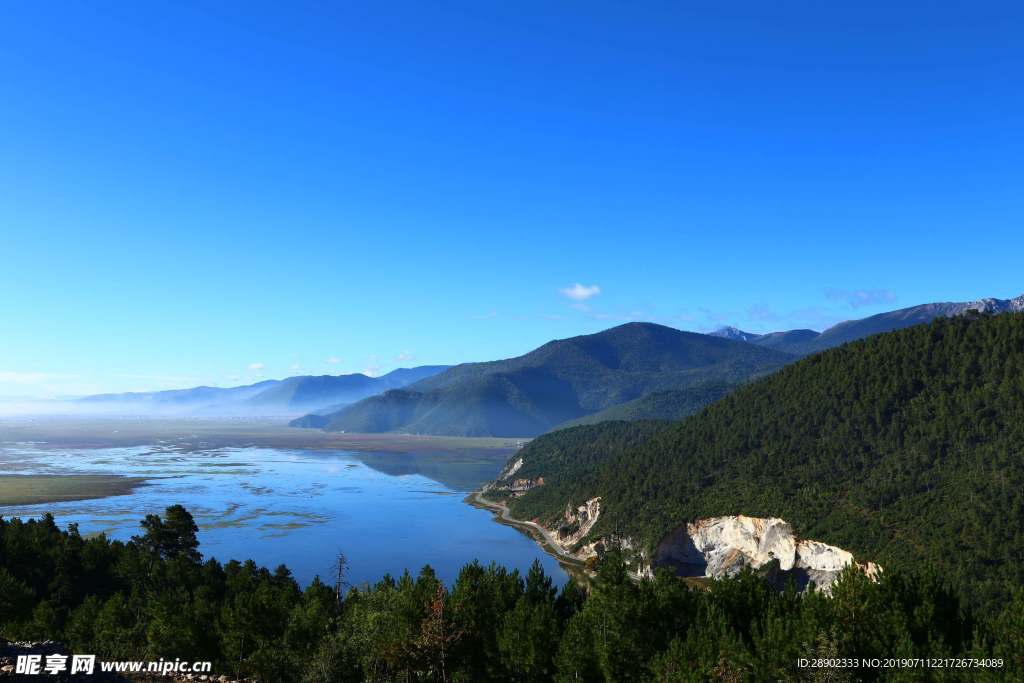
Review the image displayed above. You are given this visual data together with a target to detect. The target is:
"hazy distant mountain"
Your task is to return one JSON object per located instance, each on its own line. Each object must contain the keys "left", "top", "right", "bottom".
{"left": 78, "top": 381, "right": 279, "bottom": 411}
{"left": 718, "top": 293, "right": 1024, "bottom": 356}
{"left": 295, "top": 323, "right": 793, "bottom": 437}
{"left": 287, "top": 366, "right": 454, "bottom": 421}
{"left": 239, "top": 366, "right": 450, "bottom": 413}
{"left": 77, "top": 365, "right": 449, "bottom": 417}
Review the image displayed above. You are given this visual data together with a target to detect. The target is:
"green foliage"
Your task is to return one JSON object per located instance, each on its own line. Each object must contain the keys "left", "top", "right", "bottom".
{"left": 555, "top": 382, "right": 739, "bottom": 429}
{"left": 0, "top": 509, "right": 1018, "bottom": 681}
{"left": 133, "top": 503, "right": 200, "bottom": 563}
{"left": 501, "top": 420, "right": 665, "bottom": 528}
{"left": 507, "top": 314, "right": 1024, "bottom": 611}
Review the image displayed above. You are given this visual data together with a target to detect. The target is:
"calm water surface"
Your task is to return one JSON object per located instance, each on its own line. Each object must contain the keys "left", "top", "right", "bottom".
{"left": 0, "top": 442, "right": 566, "bottom": 586}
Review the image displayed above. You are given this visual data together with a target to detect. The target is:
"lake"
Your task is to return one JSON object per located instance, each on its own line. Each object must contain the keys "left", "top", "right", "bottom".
{"left": 0, "top": 437, "right": 567, "bottom": 587}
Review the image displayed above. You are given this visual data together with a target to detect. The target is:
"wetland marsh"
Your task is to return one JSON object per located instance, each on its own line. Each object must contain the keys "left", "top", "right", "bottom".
{"left": 0, "top": 418, "right": 563, "bottom": 587}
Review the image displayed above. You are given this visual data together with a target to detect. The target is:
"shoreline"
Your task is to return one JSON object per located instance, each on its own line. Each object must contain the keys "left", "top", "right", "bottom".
{"left": 466, "top": 490, "right": 589, "bottom": 578}
{"left": 0, "top": 417, "right": 525, "bottom": 454}
{"left": 469, "top": 491, "right": 714, "bottom": 590}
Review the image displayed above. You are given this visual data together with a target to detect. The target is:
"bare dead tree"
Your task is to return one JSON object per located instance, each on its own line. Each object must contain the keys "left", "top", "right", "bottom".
{"left": 334, "top": 551, "right": 349, "bottom": 606}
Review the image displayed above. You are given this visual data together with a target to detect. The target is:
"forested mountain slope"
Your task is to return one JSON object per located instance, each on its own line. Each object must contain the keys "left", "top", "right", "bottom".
{"left": 504, "top": 313, "right": 1024, "bottom": 609}
{"left": 554, "top": 382, "right": 737, "bottom": 429}
{"left": 295, "top": 323, "right": 792, "bottom": 437}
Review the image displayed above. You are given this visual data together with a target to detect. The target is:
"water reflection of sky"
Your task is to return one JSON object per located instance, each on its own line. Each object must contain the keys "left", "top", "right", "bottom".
{"left": 0, "top": 443, "right": 566, "bottom": 587}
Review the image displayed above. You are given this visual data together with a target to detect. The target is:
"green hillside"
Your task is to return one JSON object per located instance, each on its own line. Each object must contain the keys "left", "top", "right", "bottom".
{"left": 554, "top": 382, "right": 737, "bottom": 429}
{"left": 504, "top": 313, "right": 1024, "bottom": 610}
{"left": 298, "top": 323, "right": 793, "bottom": 437}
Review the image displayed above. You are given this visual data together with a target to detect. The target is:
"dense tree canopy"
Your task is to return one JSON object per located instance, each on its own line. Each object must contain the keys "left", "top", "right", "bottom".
{"left": 507, "top": 314, "right": 1024, "bottom": 612}
{"left": 554, "top": 382, "right": 739, "bottom": 429}
{"left": 0, "top": 508, "right": 1020, "bottom": 681}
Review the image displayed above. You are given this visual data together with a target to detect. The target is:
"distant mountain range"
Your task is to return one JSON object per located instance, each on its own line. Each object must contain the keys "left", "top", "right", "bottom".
{"left": 77, "top": 365, "right": 449, "bottom": 416}
{"left": 292, "top": 323, "right": 792, "bottom": 437}
{"left": 67, "top": 292, "right": 1024, "bottom": 432}
{"left": 295, "top": 291, "right": 1024, "bottom": 437}
{"left": 711, "top": 293, "right": 1024, "bottom": 355}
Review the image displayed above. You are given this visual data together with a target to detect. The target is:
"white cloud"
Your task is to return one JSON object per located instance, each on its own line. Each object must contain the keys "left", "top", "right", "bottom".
{"left": 326, "top": 356, "right": 342, "bottom": 365}
{"left": 560, "top": 283, "right": 601, "bottom": 301}
{"left": 289, "top": 363, "right": 301, "bottom": 371}
{"left": 248, "top": 362, "right": 265, "bottom": 371}
{"left": 471, "top": 311, "right": 498, "bottom": 320}
{"left": 396, "top": 350, "right": 415, "bottom": 363}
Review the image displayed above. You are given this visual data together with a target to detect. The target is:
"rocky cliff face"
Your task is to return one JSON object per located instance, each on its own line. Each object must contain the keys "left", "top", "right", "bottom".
{"left": 964, "top": 294, "right": 1024, "bottom": 314}
{"left": 555, "top": 497, "right": 602, "bottom": 553}
{"left": 500, "top": 457, "right": 524, "bottom": 479}
{"left": 652, "top": 515, "right": 879, "bottom": 592}
{"left": 486, "top": 457, "right": 546, "bottom": 497}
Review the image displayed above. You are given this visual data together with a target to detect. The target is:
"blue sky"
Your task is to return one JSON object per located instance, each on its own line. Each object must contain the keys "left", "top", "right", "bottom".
{"left": 2, "top": 2, "right": 1022, "bottom": 397}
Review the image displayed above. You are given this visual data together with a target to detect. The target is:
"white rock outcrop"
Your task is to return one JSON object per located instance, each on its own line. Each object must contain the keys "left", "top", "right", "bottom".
{"left": 501, "top": 457, "right": 524, "bottom": 479}
{"left": 795, "top": 539, "right": 853, "bottom": 573}
{"left": 654, "top": 515, "right": 879, "bottom": 592}
{"left": 689, "top": 516, "right": 797, "bottom": 574}
{"left": 557, "top": 498, "right": 601, "bottom": 548}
